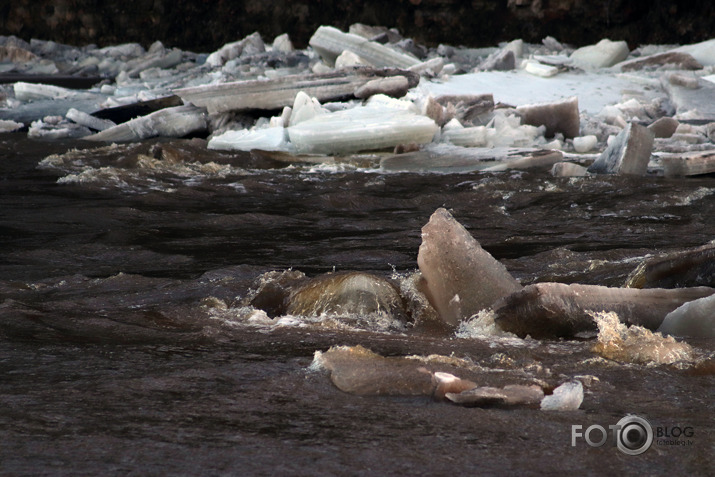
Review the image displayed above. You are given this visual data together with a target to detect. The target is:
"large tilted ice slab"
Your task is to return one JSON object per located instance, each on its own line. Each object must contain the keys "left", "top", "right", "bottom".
{"left": 85, "top": 105, "right": 208, "bottom": 142}
{"left": 309, "top": 25, "right": 420, "bottom": 69}
{"left": 417, "top": 208, "right": 522, "bottom": 327}
{"left": 419, "top": 71, "right": 654, "bottom": 114}
{"left": 492, "top": 282, "right": 715, "bottom": 339}
{"left": 587, "top": 122, "right": 654, "bottom": 175}
{"left": 657, "top": 294, "right": 715, "bottom": 338}
{"left": 174, "top": 68, "right": 417, "bottom": 114}
{"left": 569, "top": 39, "right": 629, "bottom": 70}
{"left": 670, "top": 39, "right": 715, "bottom": 67}
{"left": 287, "top": 104, "right": 438, "bottom": 154}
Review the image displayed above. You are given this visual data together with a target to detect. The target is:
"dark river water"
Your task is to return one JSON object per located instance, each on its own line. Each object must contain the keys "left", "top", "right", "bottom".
{"left": 1, "top": 133, "right": 713, "bottom": 475}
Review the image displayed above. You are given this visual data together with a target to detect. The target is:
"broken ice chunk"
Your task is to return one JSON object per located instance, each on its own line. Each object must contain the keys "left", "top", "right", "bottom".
{"left": 618, "top": 51, "right": 703, "bottom": 72}
{"left": 647, "top": 117, "right": 679, "bottom": 138}
{"left": 516, "top": 96, "right": 580, "bottom": 139}
{"left": 287, "top": 105, "right": 438, "bottom": 154}
{"left": 658, "top": 294, "right": 715, "bottom": 338}
{"left": 523, "top": 60, "right": 559, "bottom": 78}
{"left": 446, "top": 384, "right": 544, "bottom": 408}
{"left": 289, "top": 91, "right": 327, "bottom": 126}
{"left": 572, "top": 135, "right": 598, "bottom": 153}
{"left": 85, "top": 105, "right": 207, "bottom": 142}
{"left": 309, "top": 25, "right": 420, "bottom": 69}
{"left": 492, "top": 282, "right": 715, "bottom": 339}
{"left": 551, "top": 162, "right": 589, "bottom": 177}
{"left": 417, "top": 208, "right": 522, "bottom": 327}
{"left": 0, "top": 119, "right": 23, "bottom": 132}
{"left": 207, "top": 127, "right": 292, "bottom": 152}
{"left": 354, "top": 76, "right": 410, "bottom": 99}
{"left": 570, "top": 39, "right": 629, "bottom": 69}
{"left": 587, "top": 122, "right": 654, "bottom": 175}
{"left": 661, "top": 74, "right": 715, "bottom": 120}
{"left": 540, "top": 381, "right": 583, "bottom": 411}
{"left": 66, "top": 108, "right": 116, "bottom": 132}
{"left": 661, "top": 151, "right": 715, "bottom": 177}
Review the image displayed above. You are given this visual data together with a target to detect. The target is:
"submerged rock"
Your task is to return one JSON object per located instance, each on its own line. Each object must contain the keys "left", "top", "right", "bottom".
{"left": 417, "top": 208, "right": 522, "bottom": 327}
{"left": 587, "top": 122, "right": 654, "bottom": 175}
{"left": 492, "top": 282, "right": 715, "bottom": 339}
{"left": 286, "top": 271, "right": 407, "bottom": 319}
{"left": 657, "top": 294, "right": 715, "bottom": 338}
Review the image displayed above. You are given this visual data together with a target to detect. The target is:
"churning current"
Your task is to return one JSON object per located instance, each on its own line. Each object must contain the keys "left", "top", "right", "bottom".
{"left": 1, "top": 135, "right": 713, "bottom": 475}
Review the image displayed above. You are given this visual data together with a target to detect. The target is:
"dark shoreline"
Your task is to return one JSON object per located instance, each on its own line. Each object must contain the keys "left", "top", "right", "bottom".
{"left": 1, "top": 0, "right": 713, "bottom": 51}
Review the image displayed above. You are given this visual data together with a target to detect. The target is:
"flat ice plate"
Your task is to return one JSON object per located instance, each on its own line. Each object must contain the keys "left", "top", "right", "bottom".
{"left": 419, "top": 70, "right": 662, "bottom": 114}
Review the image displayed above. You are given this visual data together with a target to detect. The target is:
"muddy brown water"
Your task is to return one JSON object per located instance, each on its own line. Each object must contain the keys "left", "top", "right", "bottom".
{"left": 1, "top": 134, "right": 713, "bottom": 475}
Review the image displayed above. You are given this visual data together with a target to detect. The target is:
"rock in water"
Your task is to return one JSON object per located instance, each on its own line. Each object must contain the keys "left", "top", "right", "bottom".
{"left": 657, "top": 294, "right": 715, "bottom": 338}
{"left": 587, "top": 122, "right": 654, "bottom": 175}
{"left": 417, "top": 208, "right": 522, "bottom": 327}
{"left": 516, "top": 96, "right": 580, "bottom": 139}
{"left": 286, "top": 271, "right": 406, "bottom": 319}
{"left": 540, "top": 381, "right": 583, "bottom": 411}
{"left": 492, "top": 282, "right": 715, "bottom": 339}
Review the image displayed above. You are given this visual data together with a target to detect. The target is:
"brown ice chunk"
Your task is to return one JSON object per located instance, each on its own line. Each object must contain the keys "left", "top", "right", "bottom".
{"left": 647, "top": 117, "right": 679, "bottom": 138}
{"left": 661, "top": 151, "right": 715, "bottom": 177}
{"left": 417, "top": 208, "right": 522, "bottom": 327}
{"left": 516, "top": 96, "right": 580, "bottom": 138}
{"left": 314, "top": 345, "right": 476, "bottom": 397}
{"left": 354, "top": 76, "right": 409, "bottom": 99}
{"left": 587, "top": 122, "right": 654, "bottom": 175}
{"left": 492, "top": 282, "right": 715, "bottom": 338}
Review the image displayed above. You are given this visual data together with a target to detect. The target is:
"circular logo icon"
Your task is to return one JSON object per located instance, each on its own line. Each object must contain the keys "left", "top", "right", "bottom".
{"left": 616, "top": 415, "right": 653, "bottom": 455}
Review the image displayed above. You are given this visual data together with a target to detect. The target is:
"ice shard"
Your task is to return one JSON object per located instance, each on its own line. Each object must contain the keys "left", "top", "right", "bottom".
{"left": 587, "top": 122, "right": 654, "bottom": 175}
{"left": 661, "top": 74, "right": 715, "bottom": 120}
{"left": 492, "top": 282, "right": 715, "bottom": 339}
{"left": 207, "top": 127, "right": 292, "bottom": 152}
{"left": 309, "top": 25, "right": 420, "bottom": 69}
{"left": 657, "top": 294, "right": 715, "bottom": 338}
{"left": 417, "top": 208, "right": 522, "bottom": 327}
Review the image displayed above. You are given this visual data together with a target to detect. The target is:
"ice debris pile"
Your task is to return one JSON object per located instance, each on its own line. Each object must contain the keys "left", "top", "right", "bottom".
{"left": 2, "top": 26, "right": 715, "bottom": 176}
